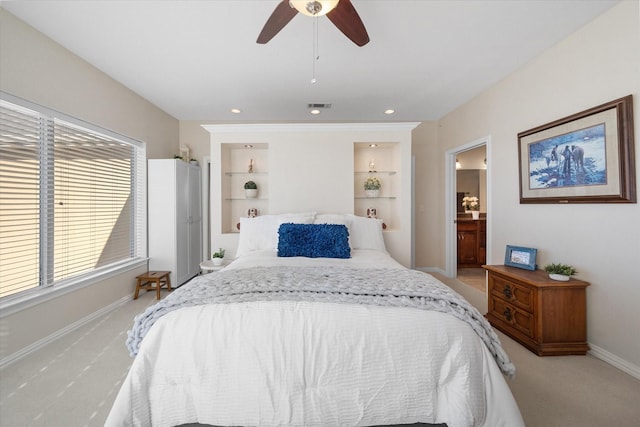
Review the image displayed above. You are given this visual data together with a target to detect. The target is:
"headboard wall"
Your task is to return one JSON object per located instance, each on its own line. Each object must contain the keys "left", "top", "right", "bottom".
{"left": 203, "top": 123, "right": 419, "bottom": 267}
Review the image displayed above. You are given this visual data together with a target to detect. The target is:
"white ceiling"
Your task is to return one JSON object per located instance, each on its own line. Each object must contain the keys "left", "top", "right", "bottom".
{"left": 2, "top": 0, "right": 620, "bottom": 122}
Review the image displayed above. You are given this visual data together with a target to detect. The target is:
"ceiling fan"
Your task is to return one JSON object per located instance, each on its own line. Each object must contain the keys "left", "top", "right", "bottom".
{"left": 257, "top": 0, "right": 370, "bottom": 47}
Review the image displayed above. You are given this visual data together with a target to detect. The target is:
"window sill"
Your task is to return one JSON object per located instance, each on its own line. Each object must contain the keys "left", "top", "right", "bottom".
{"left": 0, "top": 258, "right": 148, "bottom": 318}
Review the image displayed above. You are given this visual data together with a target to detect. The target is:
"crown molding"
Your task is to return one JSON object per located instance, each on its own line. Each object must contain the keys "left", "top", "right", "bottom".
{"left": 202, "top": 122, "right": 420, "bottom": 134}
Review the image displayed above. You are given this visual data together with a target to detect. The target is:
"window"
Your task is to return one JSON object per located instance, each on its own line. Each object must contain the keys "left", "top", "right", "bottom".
{"left": 0, "top": 93, "right": 146, "bottom": 301}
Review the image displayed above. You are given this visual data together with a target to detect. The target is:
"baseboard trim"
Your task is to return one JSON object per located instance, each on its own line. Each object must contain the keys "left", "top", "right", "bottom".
{"left": 415, "top": 266, "right": 447, "bottom": 275}
{"left": 0, "top": 295, "right": 131, "bottom": 370}
{"left": 588, "top": 343, "right": 640, "bottom": 380}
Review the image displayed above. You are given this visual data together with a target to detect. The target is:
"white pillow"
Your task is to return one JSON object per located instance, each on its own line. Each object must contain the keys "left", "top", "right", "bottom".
{"left": 346, "top": 214, "right": 386, "bottom": 252}
{"left": 314, "top": 213, "right": 349, "bottom": 225}
{"left": 277, "top": 212, "right": 316, "bottom": 227}
{"left": 314, "top": 214, "right": 353, "bottom": 247}
{"left": 236, "top": 212, "right": 316, "bottom": 258}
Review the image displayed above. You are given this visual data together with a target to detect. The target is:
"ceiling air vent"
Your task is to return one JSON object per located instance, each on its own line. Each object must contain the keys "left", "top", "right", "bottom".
{"left": 307, "top": 103, "right": 332, "bottom": 109}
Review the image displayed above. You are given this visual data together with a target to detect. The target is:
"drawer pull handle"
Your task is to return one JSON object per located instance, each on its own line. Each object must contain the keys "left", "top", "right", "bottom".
{"left": 503, "top": 285, "right": 513, "bottom": 299}
{"left": 503, "top": 307, "right": 513, "bottom": 321}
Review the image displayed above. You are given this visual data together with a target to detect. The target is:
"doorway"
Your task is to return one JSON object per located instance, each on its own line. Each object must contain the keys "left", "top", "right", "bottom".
{"left": 445, "top": 137, "right": 490, "bottom": 290}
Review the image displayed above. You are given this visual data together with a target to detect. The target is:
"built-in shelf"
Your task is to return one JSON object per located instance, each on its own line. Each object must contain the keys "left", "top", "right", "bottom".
{"left": 354, "top": 171, "right": 397, "bottom": 176}
{"left": 354, "top": 196, "right": 397, "bottom": 200}
{"left": 221, "top": 143, "right": 269, "bottom": 233}
{"left": 224, "top": 172, "right": 268, "bottom": 176}
{"left": 354, "top": 143, "right": 400, "bottom": 230}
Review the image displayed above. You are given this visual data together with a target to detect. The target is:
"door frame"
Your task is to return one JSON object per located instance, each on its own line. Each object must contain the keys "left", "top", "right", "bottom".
{"left": 444, "top": 136, "right": 491, "bottom": 278}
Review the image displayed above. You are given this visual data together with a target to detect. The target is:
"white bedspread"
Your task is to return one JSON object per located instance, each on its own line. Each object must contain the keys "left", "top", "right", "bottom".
{"left": 106, "top": 250, "right": 524, "bottom": 427}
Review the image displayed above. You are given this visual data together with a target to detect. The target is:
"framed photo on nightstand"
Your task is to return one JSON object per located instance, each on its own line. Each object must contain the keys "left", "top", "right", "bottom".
{"left": 504, "top": 245, "right": 537, "bottom": 271}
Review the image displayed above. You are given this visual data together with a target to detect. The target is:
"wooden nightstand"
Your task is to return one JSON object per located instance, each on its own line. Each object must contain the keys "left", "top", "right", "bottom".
{"left": 483, "top": 265, "right": 590, "bottom": 356}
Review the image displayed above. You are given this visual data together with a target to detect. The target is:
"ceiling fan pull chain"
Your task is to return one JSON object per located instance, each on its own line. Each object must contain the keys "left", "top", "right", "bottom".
{"left": 311, "top": 15, "right": 319, "bottom": 84}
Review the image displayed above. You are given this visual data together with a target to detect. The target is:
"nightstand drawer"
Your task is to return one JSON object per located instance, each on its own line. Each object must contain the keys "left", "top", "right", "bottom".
{"left": 489, "top": 275, "right": 534, "bottom": 312}
{"left": 489, "top": 296, "right": 535, "bottom": 339}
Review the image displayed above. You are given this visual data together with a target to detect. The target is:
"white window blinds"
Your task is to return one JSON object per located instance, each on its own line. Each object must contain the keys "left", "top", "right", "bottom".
{"left": 0, "top": 102, "right": 42, "bottom": 297}
{"left": 52, "top": 119, "right": 135, "bottom": 282}
{"left": 0, "top": 95, "right": 146, "bottom": 300}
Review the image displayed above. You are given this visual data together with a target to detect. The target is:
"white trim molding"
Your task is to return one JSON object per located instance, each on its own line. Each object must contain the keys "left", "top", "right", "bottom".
{"left": 589, "top": 343, "right": 640, "bottom": 380}
{"left": 202, "top": 122, "right": 421, "bottom": 134}
{"left": 445, "top": 136, "right": 491, "bottom": 278}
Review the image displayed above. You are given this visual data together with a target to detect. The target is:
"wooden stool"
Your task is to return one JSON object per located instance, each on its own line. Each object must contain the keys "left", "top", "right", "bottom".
{"left": 134, "top": 271, "right": 172, "bottom": 300}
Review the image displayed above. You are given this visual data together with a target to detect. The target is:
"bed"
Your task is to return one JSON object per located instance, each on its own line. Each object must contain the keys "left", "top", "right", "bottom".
{"left": 106, "top": 213, "right": 524, "bottom": 427}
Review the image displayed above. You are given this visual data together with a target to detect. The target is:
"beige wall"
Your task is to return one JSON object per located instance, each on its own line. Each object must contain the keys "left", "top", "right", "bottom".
{"left": 180, "top": 121, "right": 212, "bottom": 162}
{"left": 412, "top": 122, "right": 442, "bottom": 268}
{"left": 419, "top": 1, "right": 640, "bottom": 370}
{"left": 0, "top": 9, "right": 178, "bottom": 159}
{"left": 0, "top": 9, "right": 179, "bottom": 360}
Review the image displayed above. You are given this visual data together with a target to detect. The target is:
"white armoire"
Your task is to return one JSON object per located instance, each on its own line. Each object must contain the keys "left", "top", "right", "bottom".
{"left": 148, "top": 159, "right": 202, "bottom": 286}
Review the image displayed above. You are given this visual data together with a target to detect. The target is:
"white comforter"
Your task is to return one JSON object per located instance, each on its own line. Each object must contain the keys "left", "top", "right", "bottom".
{"left": 107, "top": 250, "right": 523, "bottom": 427}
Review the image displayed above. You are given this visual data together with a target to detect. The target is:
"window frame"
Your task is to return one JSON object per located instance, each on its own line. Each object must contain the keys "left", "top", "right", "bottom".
{"left": 0, "top": 92, "right": 147, "bottom": 316}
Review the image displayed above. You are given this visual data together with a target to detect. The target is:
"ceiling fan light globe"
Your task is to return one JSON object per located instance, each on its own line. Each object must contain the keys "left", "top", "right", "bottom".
{"left": 289, "top": 0, "right": 339, "bottom": 17}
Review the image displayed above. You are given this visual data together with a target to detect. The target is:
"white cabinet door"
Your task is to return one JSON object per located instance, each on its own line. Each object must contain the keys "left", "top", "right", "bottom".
{"left": 175, "top": 161, "right": 190, "bottom": 285}
{"left": 148, "top": 159, "right": 202, "bottom": 286}
{"left": 187, "top": 164, "right": 202, "bottom": 279}
{"left": 148, "top": 160, "right": 178, "bottom": 282}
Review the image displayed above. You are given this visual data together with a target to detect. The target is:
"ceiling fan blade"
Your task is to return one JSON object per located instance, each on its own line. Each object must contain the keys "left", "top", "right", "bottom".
{"left": 257, "top": 0, "right": 299, "bottom": 44}
{"left": 326, "top": 0, "right": 370, "bottom": 47}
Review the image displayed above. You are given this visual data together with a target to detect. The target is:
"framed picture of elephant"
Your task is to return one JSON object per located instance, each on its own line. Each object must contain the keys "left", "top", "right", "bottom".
{"left": 518, "top": 95, "right": 635, "bottom": 204}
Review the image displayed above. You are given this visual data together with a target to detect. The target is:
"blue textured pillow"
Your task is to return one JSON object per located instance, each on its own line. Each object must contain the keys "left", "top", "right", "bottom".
{"left": 277, "top": 223, "right": 351, "bottom": 259}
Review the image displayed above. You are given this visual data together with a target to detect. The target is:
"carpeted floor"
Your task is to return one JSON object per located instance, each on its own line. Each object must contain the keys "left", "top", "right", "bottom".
{"left": 456, "top": 267, "right": 486, "bottom": 292}
{"left": 1, "top": 275, "right": 640, "bottom": 426}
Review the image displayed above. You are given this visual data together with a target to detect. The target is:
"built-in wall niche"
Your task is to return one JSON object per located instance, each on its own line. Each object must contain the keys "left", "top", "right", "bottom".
{"left": 221, "top": 143, "right": 269, "bottom": 233}
{"left": 354, "top": 142, "right": 400, "bottom": 230}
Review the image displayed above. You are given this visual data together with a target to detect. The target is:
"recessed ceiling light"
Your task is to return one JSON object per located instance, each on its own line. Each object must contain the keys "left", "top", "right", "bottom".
{"left": 310, "top": 109, "right": 321, "bottom": 115}
{"left": 384, "top": 109, "right": 395, "bottom": 115}
{"left": 369, "top": 144, "right": 378, "bottom": 148}
{"left": 244, "top": 144, "right": 254, "bottom": 148}
{"left": 231, "top": 108, "right": 241, "bottom": 114}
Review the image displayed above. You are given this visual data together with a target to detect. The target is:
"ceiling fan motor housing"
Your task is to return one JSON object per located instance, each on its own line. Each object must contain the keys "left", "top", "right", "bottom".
{"left": 289, "top": 0, "right": 339, "bottom": 17}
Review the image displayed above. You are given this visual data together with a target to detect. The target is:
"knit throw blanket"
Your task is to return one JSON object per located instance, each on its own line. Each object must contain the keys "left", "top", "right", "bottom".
{"left": 126, "top": 266, "right": 515, "bottom": 377}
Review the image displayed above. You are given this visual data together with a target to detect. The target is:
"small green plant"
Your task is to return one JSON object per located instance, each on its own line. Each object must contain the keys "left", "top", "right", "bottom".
{"left": 244, "top": 180, "right": 257, "bottom": 190}
{"left": 212, "top": 248, "right": 225, "bottom": 258}
{"left": 364, "top": 176, "right": 381, "bottom": 190}
{"left": 544, "top": 263, "right": 577, "bottom": 276}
